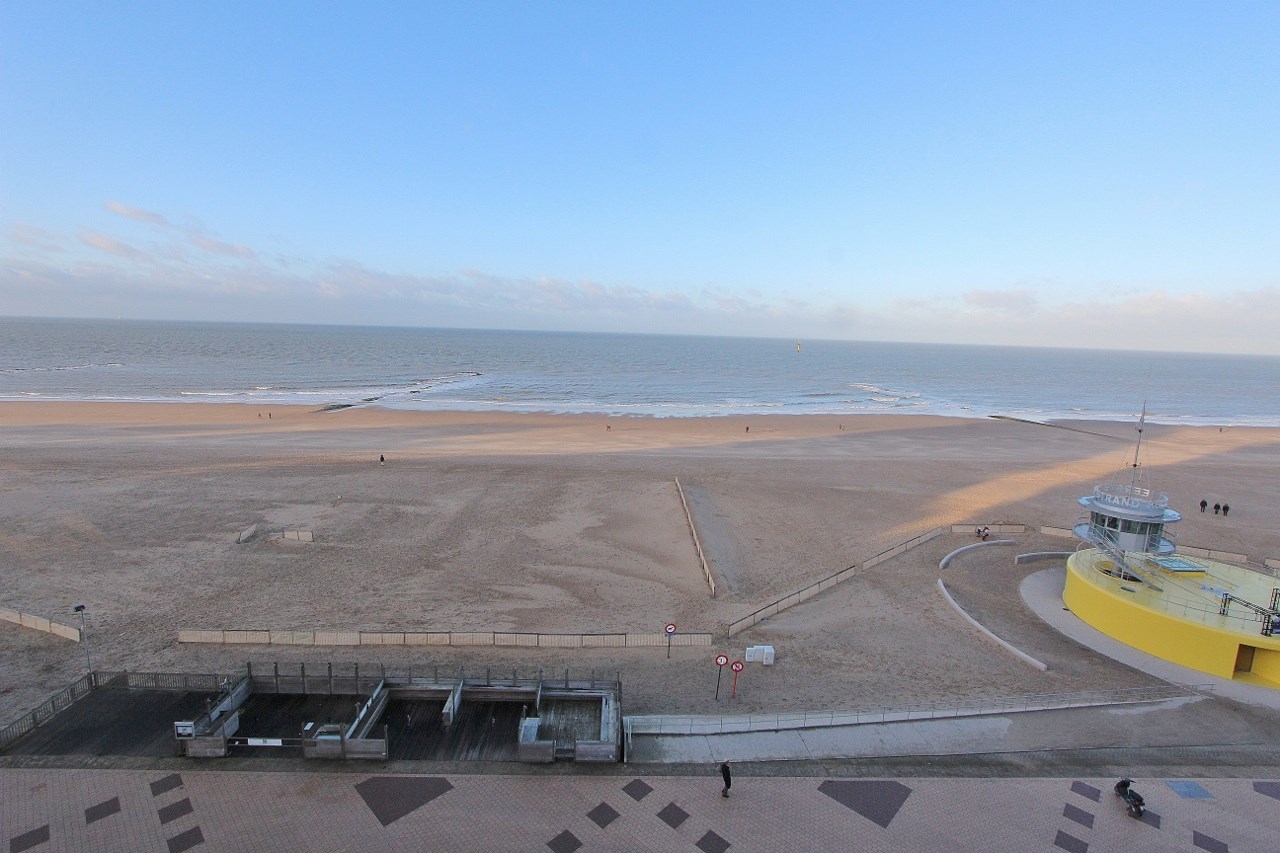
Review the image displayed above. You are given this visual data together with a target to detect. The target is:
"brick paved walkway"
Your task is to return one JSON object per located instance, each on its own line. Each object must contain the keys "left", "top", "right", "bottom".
{"left": 4, "top": 768, "right": 1277, "bottom": 852}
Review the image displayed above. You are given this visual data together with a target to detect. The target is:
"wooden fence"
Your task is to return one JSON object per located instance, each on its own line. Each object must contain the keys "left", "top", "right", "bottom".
{"left": 178, "top": 629, "right": 713, "bottom": 648}
{"left": 0, "top": 607, "right": 80, "bottom": 641}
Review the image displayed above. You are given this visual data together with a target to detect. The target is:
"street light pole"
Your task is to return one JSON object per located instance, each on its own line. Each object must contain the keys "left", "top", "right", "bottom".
{"left": 73, "top": 604, "right": 91, "bottom": 672}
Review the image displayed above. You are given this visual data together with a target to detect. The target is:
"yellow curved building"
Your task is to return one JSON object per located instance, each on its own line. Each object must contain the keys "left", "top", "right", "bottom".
{"left": 1064, "top": 548, "right": 1280, "bottom": 688}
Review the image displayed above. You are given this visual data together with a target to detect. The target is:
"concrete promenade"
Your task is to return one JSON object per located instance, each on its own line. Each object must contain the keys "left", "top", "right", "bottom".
{"left": 5, "top": 567, "right": 1280, "bottom": 851}
{"left": 3, "top": 766, "right": 1278, "bottom": 852}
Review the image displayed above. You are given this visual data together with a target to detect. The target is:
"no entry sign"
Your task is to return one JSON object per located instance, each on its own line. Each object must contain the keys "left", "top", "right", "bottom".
{"left": 714, "top": 653, "right": 730, "bottom": 699}
{"left": 730, "top": 660, "right": 744, "bottom": 672}
{"left": 664, "top": 623, "right": 677, "bottom": 635}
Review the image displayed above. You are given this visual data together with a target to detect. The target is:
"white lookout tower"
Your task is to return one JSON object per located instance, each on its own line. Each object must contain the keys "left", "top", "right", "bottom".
{"left": 1072, "top": 405, "right": 1182, "bottom": 556}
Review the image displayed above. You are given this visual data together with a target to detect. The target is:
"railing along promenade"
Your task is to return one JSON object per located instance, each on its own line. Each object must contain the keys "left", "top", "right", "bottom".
{"left": 0, "top": 670, "right": 231, "bottom": 752}
{"left": 624, "top": 684, "right": 1209, "bottom": 738}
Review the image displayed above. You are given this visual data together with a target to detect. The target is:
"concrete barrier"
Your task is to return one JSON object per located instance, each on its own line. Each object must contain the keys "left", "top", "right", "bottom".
{"left": 281, "top": 530, "right": 314, "bottom": 542}
{"left": 1015, "top": 552, "right": 1073, "bottom": 565}
{"left": 952, "top": 524, "right": 1026, "bottom": 535}
{"left": 1267, "top": 559, "right": 1280, "bottom": 571}
{"left": 237, "top": 524, "right": 258, "bottom": 544}
{"left": 939, "top": 539, "right": 1016, "bottom": 569}
{"left": 936, "top": 578, "right": 1048, "bottom": 671}
{"left": 1040, "top": 526, "right": 1076, "bottom": 538}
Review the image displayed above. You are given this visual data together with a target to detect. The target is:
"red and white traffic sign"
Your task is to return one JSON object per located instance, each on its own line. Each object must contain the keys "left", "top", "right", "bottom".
{"left": 664, "top": 623, "right": 677, "bottom": 635}
{"left": 715, "top": 654, "right": 729, "bottom": 667}
{"left": 730, "top": 660, "right": 744, "bottom": 673}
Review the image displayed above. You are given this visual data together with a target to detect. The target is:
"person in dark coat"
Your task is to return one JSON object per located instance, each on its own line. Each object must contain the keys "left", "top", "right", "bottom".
{"left": 1200, "top": 499, "right": 1208, "bottom": 513}
{"left": 1222, "top": 503, "right": 1230, "bottom": 517}
{"left": 1213, "top": 503, "right": 1221, "bottom": 515}
{"left": 719, "top": 761, "right": 732, "bottom": 797}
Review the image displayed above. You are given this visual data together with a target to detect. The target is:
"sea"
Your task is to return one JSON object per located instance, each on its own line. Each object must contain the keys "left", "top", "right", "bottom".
{"left": 2, "top": 317, "right": 1277, "bottom": 426}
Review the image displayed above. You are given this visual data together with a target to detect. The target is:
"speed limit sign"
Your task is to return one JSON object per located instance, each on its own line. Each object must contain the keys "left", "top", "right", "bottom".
{"left": 715, "top": 654, "right": 729, "bottom": 667}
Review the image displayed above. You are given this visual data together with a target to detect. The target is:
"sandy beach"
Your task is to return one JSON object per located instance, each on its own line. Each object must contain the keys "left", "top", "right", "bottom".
{"left": 3, "top": 402, "right": 1279, "bottom": 723}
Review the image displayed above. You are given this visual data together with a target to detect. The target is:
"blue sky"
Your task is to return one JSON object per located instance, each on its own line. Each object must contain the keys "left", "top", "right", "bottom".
{"left": 2, "top": 1, "right": 1278, "bottom": 353}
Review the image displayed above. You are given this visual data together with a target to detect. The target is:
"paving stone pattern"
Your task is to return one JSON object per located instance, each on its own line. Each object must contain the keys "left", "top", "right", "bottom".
{"left": 3, "top": 770, "right": 1278, "bottom": 852}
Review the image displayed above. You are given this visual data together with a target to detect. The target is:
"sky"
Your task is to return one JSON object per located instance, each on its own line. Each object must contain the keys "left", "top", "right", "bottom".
{"left": 2, "top": 2, "right": 1279, "bottom": 354}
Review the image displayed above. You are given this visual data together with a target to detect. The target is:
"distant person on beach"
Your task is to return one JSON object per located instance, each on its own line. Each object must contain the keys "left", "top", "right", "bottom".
{"left": 1214, "top": 503, "right": 1221, "bottom": 515}
{"left": 380, "top": 454, "right": 385, "bottom": 465}
{"left": 719, "top": 761, "right": 732, "bottom": 797}
{"left": 1222, "top": 503, "right": 1230, "bottom": 517}
{"left": 981, "top": 526, "right": 990, "bottom": 541}
{"left": 745, "top": 426, "right": 749, "bottom": 433}
{"left": 1200, "top": 499, "right": 1208, "bottom": 513}
{"left": 975, "top": 526, "right": 982, "bottom": 538}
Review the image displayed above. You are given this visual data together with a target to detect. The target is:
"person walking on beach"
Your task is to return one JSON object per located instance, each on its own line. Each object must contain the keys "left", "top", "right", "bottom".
{"left": 719, "top": 761, "right": 732, "bottom": 797}
{"left": 380, "top": 454, "right": 385, "bottom": 465}
{"left": 1214, "top": 503, "right": 1221, "bottom": 515}
{"left": 1200, "top": 499, "right": 1208, "bottom": 513}
{"left": 1222, "top": 503, "right": 1230, "bottom": 517}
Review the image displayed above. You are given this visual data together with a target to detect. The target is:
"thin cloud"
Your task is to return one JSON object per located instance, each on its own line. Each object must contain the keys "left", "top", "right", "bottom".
{"left": 962, "top": 288, "right": 1040, "bottom": 314}
{"left": 189, "top": 233, "right": 255, "bottom": 258}
{"left": 105, "top": 201, "right": 170, "bottom": 226}
{"left": 78, "top": 231, "right": 146, "bottom": 260}
{"left": 10, "top": 222, "right": 64, "bottom": 251}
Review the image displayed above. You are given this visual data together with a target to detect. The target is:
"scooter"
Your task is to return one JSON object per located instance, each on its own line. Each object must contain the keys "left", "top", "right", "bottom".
{"left": 1114, "top": 778, "right": 1145, "bottom": 818}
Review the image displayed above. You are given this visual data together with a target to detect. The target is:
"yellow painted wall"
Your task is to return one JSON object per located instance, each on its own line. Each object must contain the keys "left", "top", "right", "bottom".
{"left": 1063, "top": 553, "right": 1280, "bottom": 682}
{"left": 1252, "top": 648, "right": 1280, "bottom": 683}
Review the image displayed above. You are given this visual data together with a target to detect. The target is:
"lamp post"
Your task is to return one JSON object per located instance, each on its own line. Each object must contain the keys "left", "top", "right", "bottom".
{"left": 73, "top": 604, "right": 92, "bottom": 672}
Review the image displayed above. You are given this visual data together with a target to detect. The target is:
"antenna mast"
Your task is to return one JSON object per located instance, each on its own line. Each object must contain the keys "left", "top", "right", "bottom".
{"left": 1129, "top": 401, "right": 1147, "bottom": 490}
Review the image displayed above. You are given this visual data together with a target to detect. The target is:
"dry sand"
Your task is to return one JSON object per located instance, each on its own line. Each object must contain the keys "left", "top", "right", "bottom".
{"left": 2, "top": 402, "right": 1279, "bottom": 722}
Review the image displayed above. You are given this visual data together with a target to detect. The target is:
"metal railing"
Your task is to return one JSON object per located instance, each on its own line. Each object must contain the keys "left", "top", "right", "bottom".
{"left": 727, "top": 526, "right": 946, "bottom": 637}
{"left": 624, "top": 684, "right": 1210, "bottom": 736}
{"left": 1072, "top": 551, "right": 1276, "bottom": 634}
{"left": 0, "top": 673, "right": 94, "bottom": 752}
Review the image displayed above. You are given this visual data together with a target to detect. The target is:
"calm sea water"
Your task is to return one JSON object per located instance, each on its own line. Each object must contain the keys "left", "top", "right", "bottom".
{"left": 2, "top": 317, "right": 1277, "bottom": 425}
